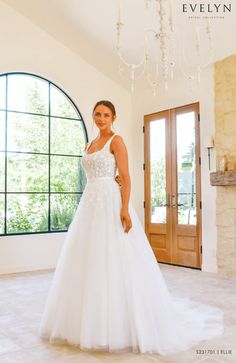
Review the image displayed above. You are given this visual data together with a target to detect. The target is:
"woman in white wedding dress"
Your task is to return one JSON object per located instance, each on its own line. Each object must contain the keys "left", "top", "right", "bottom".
{"left": 39, "top": 100, "right": 224, "bottom": 355}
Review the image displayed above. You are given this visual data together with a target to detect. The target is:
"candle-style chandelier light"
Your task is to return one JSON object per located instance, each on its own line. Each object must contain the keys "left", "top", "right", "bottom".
{"left": 116, "top": 0, "right": 214, "bottom": 95}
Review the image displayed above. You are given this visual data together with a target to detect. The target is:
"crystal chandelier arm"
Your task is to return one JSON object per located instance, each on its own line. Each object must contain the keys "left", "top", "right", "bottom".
{"left": 115, "top": 0, "right": 215, "bottom": 95}
{"left": 146, "top": 64, "right": 159, "bottom": 86}
{"left": 133, "top": 63, "right": 147, "bottom": 80}
{"left": 117, "top": 49, "right": 146, "bottom": 69}
{"left": 175, "top": 22, "right": 214, "bottom": 80}
{"left": 116, "top": 3, "right": 146, "bottom": 70}
{"left": 118, "top": 59, "right": 147, "bottom": 81}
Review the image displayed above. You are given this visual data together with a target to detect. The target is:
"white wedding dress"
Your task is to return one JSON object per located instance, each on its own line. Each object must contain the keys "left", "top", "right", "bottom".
{"left": 38, "top": 133, "right": 224, "bottom": 355}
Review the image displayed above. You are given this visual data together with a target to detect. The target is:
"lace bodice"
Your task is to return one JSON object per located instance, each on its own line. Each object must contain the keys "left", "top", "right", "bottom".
{"left": 81, "top": 134, "right": 118, "bottom": 181}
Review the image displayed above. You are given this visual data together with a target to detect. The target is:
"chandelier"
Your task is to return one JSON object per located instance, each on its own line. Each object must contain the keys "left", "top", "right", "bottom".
{"left": 116, "top": 0, "right": 213, "bottom": 95}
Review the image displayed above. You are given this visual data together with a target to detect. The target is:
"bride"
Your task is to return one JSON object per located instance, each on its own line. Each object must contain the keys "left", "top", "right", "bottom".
{"left": 38, "top": 100, "right": 224, "bottom": 355}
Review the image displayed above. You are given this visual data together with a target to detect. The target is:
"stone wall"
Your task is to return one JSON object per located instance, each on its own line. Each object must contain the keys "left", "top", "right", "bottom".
{"left": 215, "top": 54, "right": 236, "bottom": 276}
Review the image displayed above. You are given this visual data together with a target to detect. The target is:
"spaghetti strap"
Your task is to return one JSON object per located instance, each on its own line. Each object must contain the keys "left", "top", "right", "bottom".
{"left": 86, "top": 133, "right": 118, "bottom": 154}
{"left": 104, "top": 133, "right": 118, "bottom": 152}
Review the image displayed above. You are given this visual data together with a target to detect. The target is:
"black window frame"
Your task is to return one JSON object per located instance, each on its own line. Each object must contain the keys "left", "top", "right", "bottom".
{"left": 0, "top": 71, "right": 88, "bottom": 236}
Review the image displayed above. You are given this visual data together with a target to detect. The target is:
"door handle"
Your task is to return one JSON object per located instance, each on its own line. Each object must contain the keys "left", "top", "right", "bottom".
{"left": 164, "top": 192, "right": 171, "bottom": 207}
{"left": 160, "top": 192, "right": 170, "bottom": 207}
{"left": 172, "top": 203, "right": 184, "bottom": 208}
{"left": 171, "top": 194, "right": 176, "bottom": 207}
{"left": 171, "top": 195, "right": 184, "bottom": 208}
{"left": 161, "top": 193, "right": 184, "bottom": 208}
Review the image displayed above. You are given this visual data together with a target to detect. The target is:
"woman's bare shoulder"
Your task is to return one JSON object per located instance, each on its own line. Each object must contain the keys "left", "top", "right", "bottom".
{"left": 112, "top": 134, "right": 125, "bottom": 145}
{"left": 111, "top": 135, "right": 127, "bottom": 154}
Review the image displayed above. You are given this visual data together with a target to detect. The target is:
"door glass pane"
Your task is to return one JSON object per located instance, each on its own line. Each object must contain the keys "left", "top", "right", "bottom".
{"left": 150, "top": 119, "right": 166, "bottom": 223}
{"left": 176, "top": 112, "right": 196, "bottom": 225}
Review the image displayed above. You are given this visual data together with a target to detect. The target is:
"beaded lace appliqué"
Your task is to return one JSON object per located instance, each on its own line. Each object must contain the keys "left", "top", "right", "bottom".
{"left": 81, "top": 136, "right": 118, "bottom": 180}
{"left": 80, "top": 144, "right": 119, "bottom": 210}
{"left": 81, "top": 151, "right": 117, "bottom": 180}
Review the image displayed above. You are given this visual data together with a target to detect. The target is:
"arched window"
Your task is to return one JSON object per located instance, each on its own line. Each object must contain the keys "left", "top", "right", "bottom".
{"left": 0, "top": 72, "right": 88, "bottom": 236}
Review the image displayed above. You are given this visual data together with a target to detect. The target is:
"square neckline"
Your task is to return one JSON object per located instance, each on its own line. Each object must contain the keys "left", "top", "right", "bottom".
{"left": 86, "top": 133, "right": 116, "bottom": 155}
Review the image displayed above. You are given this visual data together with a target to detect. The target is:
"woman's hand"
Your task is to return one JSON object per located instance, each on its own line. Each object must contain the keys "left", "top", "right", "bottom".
{"left": 115, "top": 175, "right": 122, "bottom": 187}
{"left": 120, "top": 207, "right": 132, "bottom": 233}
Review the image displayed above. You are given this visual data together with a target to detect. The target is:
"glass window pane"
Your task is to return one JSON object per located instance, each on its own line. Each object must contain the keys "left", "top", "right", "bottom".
{"left": 7, "top": 194, "right": 48, "bottom": 234}
{"left": 8, "top": 74, "right": 48, "bottom": 114}
{"left": 1, "top": 73, "right": 87, "bottom": 235}
{"left": 51, "top": 156, "right": 86, "bottom": 193}
{"left": 50, "top": 85, "right": 79, "bottom": 119}
{"left": 51, "top": 194, "right": 81, "bottom": 231}
{"left": 0, "top": 152, "right": 5, "bottom": 192}
{"left": 7, "top": 153, "right": 48, "bottom": 192}
{"left": 7, "top": 113, "right": 48, "bottom": 153}
{"left": 51, "top": 117, "right": 86, "bottom": 155}
{"left": 0, "top": 111, "right": 5, "bottom": 151}
{"left": 0, "top": 76, "right": 6, "bottom": 109}
{"left": 150, "top": 119, "right": 166, "bottom": 223}
{"left": 176, "top": 112, "right": 196, "bottom": 225}
{"left": 0, "top": 194, "right": 4, "bottom": 234}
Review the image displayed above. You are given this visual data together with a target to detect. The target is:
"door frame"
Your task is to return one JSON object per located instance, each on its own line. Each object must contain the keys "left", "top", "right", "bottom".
{"left": 143, "top": 102, "right": 202, "bottom": 269}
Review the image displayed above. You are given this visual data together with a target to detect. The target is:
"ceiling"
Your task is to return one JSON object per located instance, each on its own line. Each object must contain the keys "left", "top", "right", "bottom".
{"left": 2, "top": 0, "right": 236, "bottom": 91}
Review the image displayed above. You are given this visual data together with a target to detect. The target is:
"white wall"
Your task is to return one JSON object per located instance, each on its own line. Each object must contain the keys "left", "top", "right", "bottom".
{"left": 0, "top": 1, "right": 133, "bottom": 274}
{"left": 131, "top": 66, "right": 218, "bottom": 273}
{"left": 0, "top": 0, "right": 230, "bottom": 275}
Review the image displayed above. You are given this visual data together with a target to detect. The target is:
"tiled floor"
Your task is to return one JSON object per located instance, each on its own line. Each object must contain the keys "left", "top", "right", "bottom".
{"left": 0, "top": 264, "right": 235, "bottom": 363}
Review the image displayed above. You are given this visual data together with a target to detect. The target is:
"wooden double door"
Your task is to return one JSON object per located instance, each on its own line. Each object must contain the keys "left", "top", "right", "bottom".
{"left": 144, "top": 103, "right": 202, "bottom": 268}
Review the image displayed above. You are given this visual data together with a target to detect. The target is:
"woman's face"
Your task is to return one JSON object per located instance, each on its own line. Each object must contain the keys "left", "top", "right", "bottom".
{"left": 93, "top": 104, "right": 116, "bottom": 132}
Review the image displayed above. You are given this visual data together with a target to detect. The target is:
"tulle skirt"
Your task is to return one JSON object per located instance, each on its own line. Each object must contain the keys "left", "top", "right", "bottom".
{"left": 38, "top": 177, "right": 224, "bottom": 355}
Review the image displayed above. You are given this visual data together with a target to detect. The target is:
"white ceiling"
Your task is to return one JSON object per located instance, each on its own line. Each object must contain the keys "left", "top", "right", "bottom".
{"left": 3, "top": 0, "right": 236, "bottom": 91}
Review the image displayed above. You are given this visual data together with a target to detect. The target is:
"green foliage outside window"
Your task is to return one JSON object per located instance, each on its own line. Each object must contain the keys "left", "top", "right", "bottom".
{"left": 0, "top": 73, "right": 87, "bottom": 235}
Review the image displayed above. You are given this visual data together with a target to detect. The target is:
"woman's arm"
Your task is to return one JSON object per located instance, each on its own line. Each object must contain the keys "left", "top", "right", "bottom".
{"left": 84, "top": 142, "right": 89, "bottom": 152}
{"left": 111, "top": 136, "right": 132, "bottom": 233}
